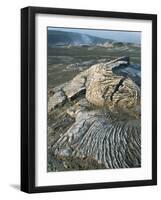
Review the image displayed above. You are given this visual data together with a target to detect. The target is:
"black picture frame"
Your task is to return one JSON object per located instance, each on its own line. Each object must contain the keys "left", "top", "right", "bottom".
{"left": 21, "top": 6, "right": 157, "bottom": 193}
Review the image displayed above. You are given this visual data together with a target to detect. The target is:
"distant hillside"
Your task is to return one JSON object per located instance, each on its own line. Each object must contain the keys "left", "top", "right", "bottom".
{"left": 48, "top": 30, "right": 114, "bottom": 47}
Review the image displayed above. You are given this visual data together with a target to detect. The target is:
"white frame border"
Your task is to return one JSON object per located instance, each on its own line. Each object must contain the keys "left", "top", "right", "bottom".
{"left": 35, "top": 14, "right": 152, "bottom": 187}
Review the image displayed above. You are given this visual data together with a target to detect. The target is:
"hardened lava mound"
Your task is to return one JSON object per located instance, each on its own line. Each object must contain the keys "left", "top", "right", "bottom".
{"left": 47, "top": 57, "right": 141, "bottom": 171}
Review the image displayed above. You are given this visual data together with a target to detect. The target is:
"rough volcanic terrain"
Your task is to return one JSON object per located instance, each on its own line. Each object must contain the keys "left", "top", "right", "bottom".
{"left": 47, "top": 56, "right": 141, "bottom": 172}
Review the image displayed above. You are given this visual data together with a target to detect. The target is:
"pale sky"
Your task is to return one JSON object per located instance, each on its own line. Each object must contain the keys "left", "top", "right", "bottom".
{"left": 48, "top": 27, "right": 141, "bottom": 44}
